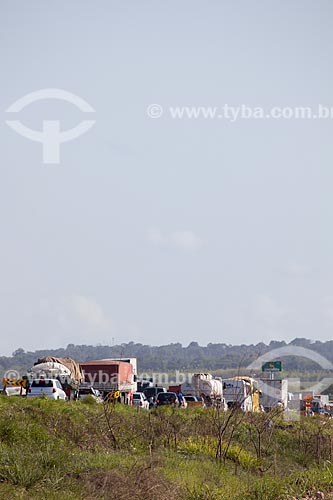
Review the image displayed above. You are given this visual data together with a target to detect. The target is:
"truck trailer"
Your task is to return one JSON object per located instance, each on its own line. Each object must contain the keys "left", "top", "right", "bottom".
{"left": 223, "top": 378, "right": 253, "bottom": 411}
{"left": 186, "top": 373, "right": 227, "bottom": 408}
{"left": 80, "top": 359, "right": 136, "bottom": 403}
{"left": 257, "top": 378, "right": 288, "bottom": 411}
{"left": 27, "top": 356, "right": 84, "bottom": 399}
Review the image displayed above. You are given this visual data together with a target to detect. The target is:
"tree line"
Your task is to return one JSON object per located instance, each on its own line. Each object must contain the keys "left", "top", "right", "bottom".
{"left": 1, "top": 337, "right": 333, "bottom": 375}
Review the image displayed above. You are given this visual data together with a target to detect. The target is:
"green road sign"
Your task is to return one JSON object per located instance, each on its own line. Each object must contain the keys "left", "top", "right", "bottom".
{"left": 262, "top": 361, "right": 282, "bottom": 372}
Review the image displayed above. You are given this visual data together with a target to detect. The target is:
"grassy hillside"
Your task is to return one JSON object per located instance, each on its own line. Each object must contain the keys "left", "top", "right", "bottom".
{"left": 1, "top": 397, "right": 333, "bottom": 499}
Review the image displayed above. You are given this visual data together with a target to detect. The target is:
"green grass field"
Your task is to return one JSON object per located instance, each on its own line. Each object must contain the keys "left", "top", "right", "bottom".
{"left": 0, "top": 396, "right": 333, "bottom": 499}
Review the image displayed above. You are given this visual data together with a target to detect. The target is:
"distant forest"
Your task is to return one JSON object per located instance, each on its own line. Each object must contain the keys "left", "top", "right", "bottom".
{"left": 1, "top": 338, "right": 333, "bottom": 376}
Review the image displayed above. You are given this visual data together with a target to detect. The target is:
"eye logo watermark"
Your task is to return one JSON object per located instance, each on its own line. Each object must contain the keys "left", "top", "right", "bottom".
{"left": 5, "top": 89, "right": 96, "bottom": 164}
{"left": 247, "top": 346, "right": 333, "bottom": 419}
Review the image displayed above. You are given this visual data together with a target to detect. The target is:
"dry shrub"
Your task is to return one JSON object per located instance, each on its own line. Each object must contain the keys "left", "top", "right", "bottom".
{"left": 82, "top": 462, "right": 182, "bottom": 500}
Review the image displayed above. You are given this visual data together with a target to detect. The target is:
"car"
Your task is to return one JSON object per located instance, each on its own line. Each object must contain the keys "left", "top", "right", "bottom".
{"left": 27, "top": 379, "right": 67, "bottom": 400}
{"left": 77, "top": 386, "right": 103, "bottom": 403}
{"left": 184, "top": 395, "right": 203, "bottom": 408}
{"left": 156, "top": 391, "right": 179, "bottom": 407}
{"left": 132, "top": 392, "right": 149, "bottom": 409}
{"left": 143, "top": 386, "right": 166, "bottom": 401}
{"left": 144, "top": 386, "right": 167, "bottom": 408}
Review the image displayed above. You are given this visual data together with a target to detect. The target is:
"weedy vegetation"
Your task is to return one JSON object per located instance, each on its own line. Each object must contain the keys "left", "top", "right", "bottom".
{"left": 0, "top": 397, "right": 333, "bottom": 499}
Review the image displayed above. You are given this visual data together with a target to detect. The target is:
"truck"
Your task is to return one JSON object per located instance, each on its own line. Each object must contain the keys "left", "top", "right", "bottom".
{"left": 227, "top": 376, "right": 262, "bottom": 412}
{"left": 80, "top": 358, "right": 137, "bottom": 404}
{"left": 180, "top": 382, "right": 195, "bottom": 396}
{"left": 190, "top": 373, "right": 226, "bottom": 408}
{"left": 257, "top": 378, "right": 288, "bottom": 411}
{"left": 223, "top": 378, "right": 254, "bottom": 411}
{"left": 27, "top": 356, "right": 84, "bottom": 399}
{"left": 104, "top": 358, "right": 138, "bottom": 385}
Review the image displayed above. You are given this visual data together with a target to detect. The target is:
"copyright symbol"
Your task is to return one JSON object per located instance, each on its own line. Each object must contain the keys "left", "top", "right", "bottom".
{"left": 4, "top": 369, "right": 20, "bottom": 379}
{"left": 147, "top": 104, "right": 163, "bottom": 119}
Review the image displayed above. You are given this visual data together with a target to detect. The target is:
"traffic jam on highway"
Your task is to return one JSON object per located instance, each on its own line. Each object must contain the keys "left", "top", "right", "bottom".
{"left": 1, "top": 356, "right": 331, "bottom": 415}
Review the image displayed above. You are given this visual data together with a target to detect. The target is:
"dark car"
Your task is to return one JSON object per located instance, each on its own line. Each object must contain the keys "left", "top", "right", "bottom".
{"left": 143, "top": 386, "right": 166, "bottom": 402}
{"left": 156, "top": 392, "right": 178, "bottom": 406}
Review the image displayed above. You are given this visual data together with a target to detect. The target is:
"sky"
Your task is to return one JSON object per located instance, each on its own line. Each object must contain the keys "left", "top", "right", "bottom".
{"left": 0, "top": 1, "right": 333, "bottom": 355}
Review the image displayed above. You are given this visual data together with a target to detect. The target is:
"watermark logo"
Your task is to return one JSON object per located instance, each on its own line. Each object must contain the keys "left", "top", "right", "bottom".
{"left": 146, "top": 104, "right": 163, "bottom": 119}
{"left": 3, "top": 369, "right": 21, "bottom": 380}
{"left": 5, "top": 89, "right": 96, "bottom": 164}
{"left": 247, "top": 346, "right": 333, "bottom": 419}
{"left": 146, "top": 103, "right": 333, "bottom": 122}
{"left": 247, "top": 345, "right": 333, "bottom": 394}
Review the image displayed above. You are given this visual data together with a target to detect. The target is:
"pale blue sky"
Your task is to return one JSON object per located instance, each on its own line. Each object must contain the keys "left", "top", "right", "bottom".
{"left": 1, "top": 1, "right": 333, "bottom": 355}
